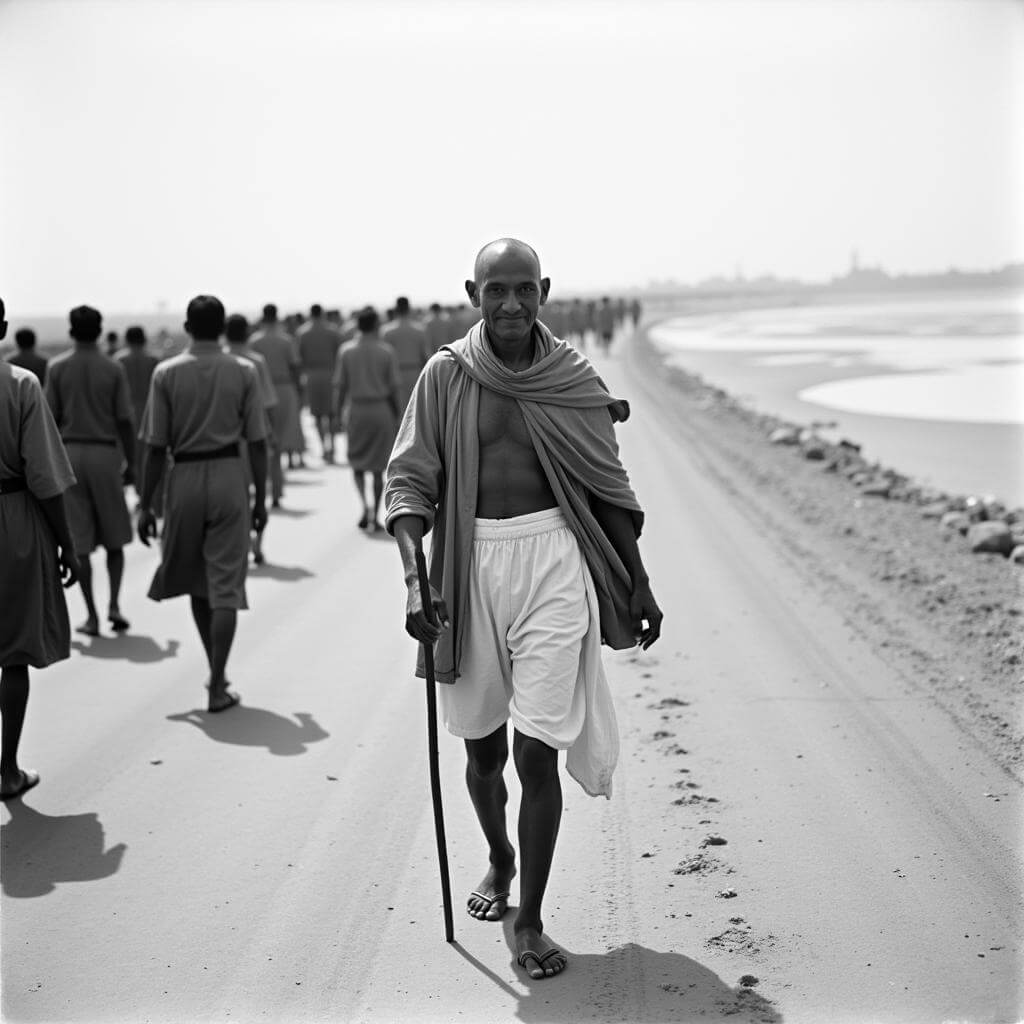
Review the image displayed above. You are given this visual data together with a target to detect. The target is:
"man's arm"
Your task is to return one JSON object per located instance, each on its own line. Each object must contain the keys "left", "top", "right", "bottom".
{"left": 36, "top": 493, "right": 80, "bottom": 587}
{"left": 392, "top": 514, "right": 449, "bottom": 645}
{"left": 591, "top": 496, "right": 663, "bottom": 649}
{"left": 136, "top": 445, "right": 167, "bottom": 546}
{"left": 116, "top": 417, "right": 136, "bottom": 486}
{"left": 247, "top": 439, "right": 268, "bottom": 534}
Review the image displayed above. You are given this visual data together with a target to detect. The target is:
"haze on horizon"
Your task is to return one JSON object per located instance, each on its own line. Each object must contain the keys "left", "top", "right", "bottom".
{"left": 1, "top": 0, "right": 1021, "bottom": 319}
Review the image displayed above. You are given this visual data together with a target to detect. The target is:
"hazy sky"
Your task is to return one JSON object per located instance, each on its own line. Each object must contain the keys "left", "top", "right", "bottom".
{"left": 1, "top": 0, "right": 1021, "bottom": 316}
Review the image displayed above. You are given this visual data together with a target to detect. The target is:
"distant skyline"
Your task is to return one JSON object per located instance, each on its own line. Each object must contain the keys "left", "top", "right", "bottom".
{"left": 1, "top": 0, "right": 1021, "bottom": 316}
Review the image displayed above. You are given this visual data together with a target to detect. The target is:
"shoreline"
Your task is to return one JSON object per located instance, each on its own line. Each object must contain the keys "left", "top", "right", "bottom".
{"left": 624, "top": 317, "right": 1023, "bottom": 782}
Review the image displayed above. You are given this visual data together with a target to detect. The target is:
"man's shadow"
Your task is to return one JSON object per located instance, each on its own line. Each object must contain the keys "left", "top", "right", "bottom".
{"left": 166, "top": 706, "right": 329, "bottom": 756}
{"left": 269, "top": 506, "right": 313, "bottom": 519}
{"left": 248, "top": 562, "right": 316, "bottom": 582}
{"left": 71, "top": 635, "right": 180, "bottom": 663}
{"left": 1, "top": 801, "right": 126, "bottom": 898}
{"left": 449, "top": 920, "right": 782, "bottom": 1023}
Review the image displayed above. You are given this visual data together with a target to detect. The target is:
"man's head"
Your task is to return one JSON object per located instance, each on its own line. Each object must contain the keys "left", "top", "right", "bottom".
{"left": 466, "top": 238, "right": 549, "bottom": 345}
{"left": 357, "top": 306, "right": 380, "bottom": 334}
{"left": 185, "top": 295, "right": 226, "bottom": 341}
{"left": 125, "top": 325, "right": 146, "bottom": 347}
{"left": 15, "top": 327, "right": 36, "bottom": 350}
{"left": 69, "top": 305, "right": 103, "bottom": 343}
{"left": 310, "top": 303, "right": 323, "bottom": 319}
{"left": 262, "top": 303, "right": 278, "bottom": 323}
{"left": 395, "top": 296, "right": 411, "bottom": 316}
{"left": 429, "top": 302, "right": 442, "bottom": 315}
{"left": 225, "top": 313, "right": 250, "bottom": 344}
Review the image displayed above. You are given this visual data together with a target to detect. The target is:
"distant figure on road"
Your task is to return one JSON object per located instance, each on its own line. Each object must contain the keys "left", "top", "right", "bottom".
{"left": 0, "top": 298, "right": 80, "bottom": 801}
{"left": 104, "top": 331, "right": 120, "bottom": 357}
{"left": 333, "top": 306, "right": 400, "bottom": 532}
{"left": 296, "top": 303, "right": 342, "bottom": 464}
{"left": 115, "top": 325, "right": 160, "bottom": 497}
{"left": 596, "top": 296, "right": 615, "bottom": 355}
{"left": 385, "top": 238, "right": 662, "bottom": 980}
{"left": 381, "top": 296, "right": 430, "bottom": 414}
{"left": 6, "top": 328, "right": 48, "bottom": 386}
{"left": 225, "top": 312, "right": 278, "bottom": 566}
{"left": 630, "top": 297, "right": 642, "bottom": 327}
{"left": 423, "top": 303, "right": 450, "bottom": 355}
{"left": 45, "top": 306, "right": 135, "bottom": 637}
{"left": 566, "top": 298, "right": 587, "bottom": 351}
{"left": 250, "top": 304, "right": 303, "bottom": 503}
{"left": 137, "top": 296, "right": 268, "bottom": 713}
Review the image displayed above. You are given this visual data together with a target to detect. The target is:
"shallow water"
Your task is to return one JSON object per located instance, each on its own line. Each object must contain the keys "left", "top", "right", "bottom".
{"left": 649, "top": 289, "right": 1024, "bottom": 505}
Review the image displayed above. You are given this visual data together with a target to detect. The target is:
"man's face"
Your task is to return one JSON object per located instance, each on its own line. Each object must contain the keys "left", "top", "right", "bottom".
{"left": 466, "top": 249, "right": 549, "bottom": 345}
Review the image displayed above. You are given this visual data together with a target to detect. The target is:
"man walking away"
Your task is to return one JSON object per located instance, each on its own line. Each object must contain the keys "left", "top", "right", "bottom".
{"left": 45, "top": 306, "right": 135, "bottom": 636}
{"left": 115, "top": 325, "right": 160, "bottom": 500}
{"left": 334, "top": 307, "right": 401, "bottom": 533}
{"left": 296, "top": 303, "right": 342, "bottom": 464}
{"left": 6, "top": 328, "right": 48, "bottom": 386}
{"left": 137, "top": 296, "right": 267, "bottom": 713}
{"left": 381, "top": 296, "right": 430, "bottom": 414}
{"left": 0, "top": 297, "right": 80, "bottom": 801}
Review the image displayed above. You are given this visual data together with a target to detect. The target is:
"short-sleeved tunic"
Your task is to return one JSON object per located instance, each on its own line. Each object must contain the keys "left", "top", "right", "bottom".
{"left": 381, "top": 318, "right": 431, "bottom": 413}
{"left": 250, "top": 325, "right": 304, "bottom": 452}
{"left": 141, "top": 342, "right": 267, "bottom": 609}
{"left": 45, "top": 345, "right": 134, "bottom": 554}
{"left": 333, "top": 336, "right": 400, "bottom": 473}
{"left": 297, "top": 319, "right": 342, "bottom": 418}
{"left": 0, "top": 364, "right": 76, "bottom": 667}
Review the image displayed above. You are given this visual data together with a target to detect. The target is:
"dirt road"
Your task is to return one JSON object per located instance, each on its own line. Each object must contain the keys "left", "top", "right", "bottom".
{"left": 2, "top": 334, "right": 1020, "bottom": 1023}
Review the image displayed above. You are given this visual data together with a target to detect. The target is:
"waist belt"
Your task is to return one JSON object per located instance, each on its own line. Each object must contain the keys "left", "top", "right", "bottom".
{"left": 173, "top": 443, "right": 239, "bottom": 463}
{"left": 0, "top": 476, "right": 28, "bottom": 496}
{"left": 63, "top": 437, "right": 117, "bottom": 447}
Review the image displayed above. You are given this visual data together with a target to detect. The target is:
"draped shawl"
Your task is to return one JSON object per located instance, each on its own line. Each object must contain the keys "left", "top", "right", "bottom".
{"left": 384, "top": 320, "right": 643, "bottom": 684}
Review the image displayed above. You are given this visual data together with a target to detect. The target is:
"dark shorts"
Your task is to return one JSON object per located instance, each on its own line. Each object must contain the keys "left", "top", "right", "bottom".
{"left": 147, "top": 459, "right": 250, "bottom": 609}
{"left": 64, "top": 443, "right": 132, "bottom": 554}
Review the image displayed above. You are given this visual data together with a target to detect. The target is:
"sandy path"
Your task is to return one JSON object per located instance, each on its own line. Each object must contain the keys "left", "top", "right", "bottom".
{"left": 2, "top": 334, "right": 1021, "bottom": 1023}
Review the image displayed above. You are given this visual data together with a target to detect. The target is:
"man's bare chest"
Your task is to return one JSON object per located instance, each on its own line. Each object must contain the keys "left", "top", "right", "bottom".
{"left": 477, "top": 389, "right": 533, "bottom": 450}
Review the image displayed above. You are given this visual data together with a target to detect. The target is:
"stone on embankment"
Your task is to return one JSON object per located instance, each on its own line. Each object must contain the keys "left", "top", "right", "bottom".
{"left": 967, "top": 522, "right": 1013, "bottom": 556}
{"left": 769, "top": 426, "right": 800, "bottom": 445}
{"left": 941, "top": 511, "right": 972, "bottom": 536}
{"left": 803, "top": 438, "right": 829, "bottom": 461}
{"left": 921, "top": 501, "right": 950, "bottom": 520}
{"left": 860, "top": 478, "right": 892, "bottom": 498}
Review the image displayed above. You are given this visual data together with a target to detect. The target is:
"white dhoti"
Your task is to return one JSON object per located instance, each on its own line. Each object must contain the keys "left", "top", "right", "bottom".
{"left": 441, "top": 507, "right": 619, "bottom": 798}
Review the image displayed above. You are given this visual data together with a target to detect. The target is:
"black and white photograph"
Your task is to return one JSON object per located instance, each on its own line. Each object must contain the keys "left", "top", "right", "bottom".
{"left": 1, "top": 1, "right": 1021, "bottom": 1021}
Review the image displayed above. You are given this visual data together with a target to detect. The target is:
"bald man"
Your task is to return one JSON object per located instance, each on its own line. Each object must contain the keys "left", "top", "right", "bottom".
{"left": 385, "top": 238, "right": 663, "bottom": 980}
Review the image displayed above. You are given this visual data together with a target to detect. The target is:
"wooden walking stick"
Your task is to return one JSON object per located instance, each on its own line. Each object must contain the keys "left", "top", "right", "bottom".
{"left": 415, "top": 547, "right": 455, "bottom": 943}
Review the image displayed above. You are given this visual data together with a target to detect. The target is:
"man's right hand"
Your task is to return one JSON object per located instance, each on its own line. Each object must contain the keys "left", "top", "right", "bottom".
{"left": 58, "top": 548, "right": 80, "bottom": 588}
{"left": 137, "top": 508, "right": 158, "bottom": 547}
{"left": 251, "top": 501, "right": 268, "bottom": 534}
{"left": 405, "top": 582, "right": 450, "bottom": 645}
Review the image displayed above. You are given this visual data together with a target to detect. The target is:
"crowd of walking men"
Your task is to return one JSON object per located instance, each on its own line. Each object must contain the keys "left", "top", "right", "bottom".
{"left": 0, "top": 249, "right": 653, "bottom": 980}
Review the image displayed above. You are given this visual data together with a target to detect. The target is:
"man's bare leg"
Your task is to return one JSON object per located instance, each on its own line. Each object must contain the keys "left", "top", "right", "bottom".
{"left": 352, "top": 470, "right": 370, "bottom": 528}
{"left": 106, "top": 547, "right": 128, "bottom": 630}
{"left": 512, "top": 730, "right": 567, "bottom": 978}
{"left": 0, "top": 666, "right": 33, "bottom": 796}
{"left": 464, "top": 725, "right": 516, "bottom": 921}
{"left": 371, "top": 472, "right": 385, "bottom": 531}
{"left": 190, "top": 596, "right": 239, "bottom": 711}
{"left": 269, "top": 444, "right": 284, "bottom": 508}
{"left": 190, "top": 596, "right": 214, "bottom": 667}
{"left": 76, "top": 553, "right": 100, "bottom": 635}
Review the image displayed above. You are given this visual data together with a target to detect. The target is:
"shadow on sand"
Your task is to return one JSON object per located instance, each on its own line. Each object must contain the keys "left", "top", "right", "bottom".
{"left": 248, "top": 562, "right": 316, "bottom": 582}
{"left": 1, "top": 800, "right": 127, "bottom": 898}
{"left": 449, "top": 921, "right": 782, "bottom": 1023}
{"left": 70, "top": 635, "right": 181, "bottom": 663}
{"left": 269, "top": 506, "right": 313, "bottom": 519}
{"left": 165, "top": 705, "right": 329, "bottom": 755}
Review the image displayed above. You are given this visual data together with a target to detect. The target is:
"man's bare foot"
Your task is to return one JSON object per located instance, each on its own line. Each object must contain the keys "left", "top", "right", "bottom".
{"left": 467, "top": 858, "right": 516, "bottom": 921}
{"left": 208, "top": 688, "right": 241, "bottom": 713}
{"left": 108, "top": 609, "right": 130, "bottom": 632}
{"left": 515, "top": 924, "right": 566, "bottom": 979}
{"left": 76, "top": 618, "right": 100, "bottom": 637}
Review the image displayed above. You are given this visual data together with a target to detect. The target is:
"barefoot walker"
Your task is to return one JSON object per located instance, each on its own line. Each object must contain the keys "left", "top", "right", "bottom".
{"left": 385, "top": 239, "right": 663, "bottom": 980}
{"left": 137, "top": 296, "right": 268, "bottom": 713}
